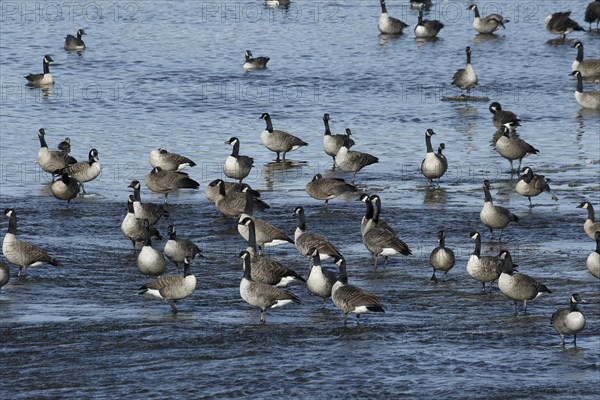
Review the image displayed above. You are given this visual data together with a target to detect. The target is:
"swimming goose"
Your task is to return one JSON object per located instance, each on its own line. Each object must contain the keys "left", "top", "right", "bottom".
{"left": 414, "top": 9, "right": 444, "bottom": 38}
{"left": 136, "top": 220, "right": 166, "bottom": 278}
{"left": 243, "top": 50, "right": 270, "bottom": 70}
{"left": 0, "top": 262, "right": 9, "bottom": 290}
{"left": 128, "top": 180, "right": 166, "bottom": 225}
{"left": 451, "top": 46, "right": 478, "bottom": 94}
{"left": 570, "top": 70, "right": 600, "bottom": 110}
{"left": 410, "top": 0, "right": 432, "bottom": 10}
{"left": 64, "top": 29, "right": 86, "bottom": 50}
{"left": 149, "top": 148, "right": 196, "bottom": 171}
{"left": 121, "top": 196, "right": 162, "bottom": 250}
{"left": 420, "top": 128, "right": 448, "bottom": 185}
{"left": 293, "top": 206, "right": 343, "bottom": 262}
{"left": 259, "top": 113, "right": 308, "bottom": 161}
{"left": 545, "top": 11, "right": 585, "bottom": 39}
{"left": 240, "top": 218, "right": 304, "bottom": 287}
{"left": 224, "top": 137, "right": 254, "bottom": 182}
{"left": 576, "top": 201, "right": 600, "bottom": 240}
{"left": 205, "top": 179, "right": 260, "bottom": 205}
{"left": 139, "top": 257, "right": 197, "bottom": 314}
{"left": 466, "top": 231, "right": 502, "bottom": 292}
{"left": 332, "top": 257, "right": 385, "bottom": 324}
{"left": 57, "top": 137, "right": 71, "bottom": 153}
{"left": 2, "top": 209, "right": 60, "bottom": 276}
{"left": 585, "top": 0, "right": 600, "bottom": 29}
{"left": 571, "top": 41, "right": 600, "bottom": 78}
{"left": 480, "top": 180, "right": 518, "bottom": 240}
{"left": 306, "top": 247, "right": 337, "bottom": 304}
{"left": 498, "top": 250, "right": 550, "bottom": 315}
{"left": 211, "top": 180, "right": 269, "bottom": 218}
{"left": 378, "top": 0, "right": 409, "bottom": 34}
{"left": 51, "top": 173, "right": 80, "bottom": 204}
{"left": 335, "top": 145, "right": 379, "bottom": 182}
{"left": 25, "top": 55, "right": 54, "bottom": 86}
{"left": 322, "top": 114, "right": 355, "bottom": 168}
{"left": 495, "top": 126, "right": 539, "bottom": 172}
{"left": 144, "top": 167, "right": 199, "bottom": 203}
{"left": 37, "top": 128, "right": 77, "bottom": 178}
{"left": 56, "top": 148, "right": 100, "bottom": 194}
{"left": 239, "top": 250, "right": 301, "bottom": 323}
{"left": 164, "top": 225, "right": 202, "bottom": 273}
{"left": 587, "top": 232, "right": 600, "bottom": 278}
{"left": 429, "top": 229, "right": 455, "bottom": 282}
{"left": 467, "top": 4, "right": 508, "bottom": 34}
{"left": 369, "top": 195, "right": 397, "bottom": 235}
{"left": 551, "top": 294, "right": 586, "bottom": 348}
{"left": 305, "top": 173, "right": 357, "bottom": 207}
{"left": 515, "top": 167, "right": 559, "bottom": 206}
{"left": 489, "top": 102, "right": 521, "bottom": 131}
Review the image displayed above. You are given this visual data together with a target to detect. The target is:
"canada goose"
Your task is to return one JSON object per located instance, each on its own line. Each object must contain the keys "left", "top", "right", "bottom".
{"left": 144, "top": 167, "right": 199, "bottom": 203}
{"left": 240, "top": 218, "right": 304, "bottom": 287}
{"left": 378, "top": 0, "right": 409, "bottom": 34}
{"left": 239, "top": 250, "right": 301, "bottom": 323}
{"left": 149, "top": 148, "right": 196, "bottom": 171}
{"left": 576, "top": 201, "right": 600, "bottom": 240}
{"left": 551, "top": 294, "right": 586, "bottom": 347}
{"left": 587, "top": 232, "right": 600, "bottom": 278}
{"left": 429, "top": 229, "right": 455, "bottom": 282}
{"left": 480, "top": 180, "right": 518, "bottom": 240}
{"left": 414, "top": 9, "right": 444, "bottom": 38}
{"left": 259, "top": 113, "right": 308, "bottom": 161}
{"left": 495, "top": 126, "right": 539, "bottom": 172}
{"left": 139, "top": 257, "right": 197, "bottom": 314}
{"left": 305, "top": 173, "right": 357, "bottom": 207}
{"left": 121, "top": 196, "right": 162, "bottom": 250}
{"left": 0, "top": 262, "right": 9, "bottom": 290}
{"left": 56, "top": 148, "right": 100, "bottom": 194}
{"left": 265, "top": 0, "right": 290, "bottom": 7}
{"left": 489, "top": 102, "right": 521, "bottom": 131}
{"left": 205, "top": 179, "right": 260, "bottom": 205}
{"left": 570, "top": 70, "right": 600, "bottom": 110}
{"left": 2, "top": 209, "right": 60, "bottom": 276}
{"left": 211, "top": 180, "right": 269, "bottom": 218}
{"left": 467, "top": 4, "right": 508, "bottom": 34}
{"left": 421, "top": 128, "right": 448, "bottom": 185}
{"left": 571, "top": 42, "right": 600, "bottom": 78}
{"left": 293, "top": 206, "right": 343, "bottom": 262}
{"left": 466, "top": 231, "right": 502, "bottom": 292}
{"left": 51, "top": 173, "right": 80, "bottom": 204}
{"left": 57, "top": 137, "right": 71, "bottom": 153}
{"left": 545, "top": 11, "right": 585, "bottom": 39}
{"left": 498, "top": 250, "right": 551, "bottom": 315}
{"left": 306, "top": 247, "right": 337, "bottom": 304}
{"left": 224, "top": 137, "right": 254, "bottom": 182}
{"left": 238, "top": 188, "right": 292, "bottom": 249}
{"left": 136, "top": 220, "right": 166, "bottom": 278}
{"left": 369, "top": 195, "right": 397, "bottom": 235}
{"left": 332, "top": 257, "right": 385, "bottom": 324}
{"left": 410, "top": 0, "right": 432, "bottom": 10}
{"left": 64, "top": 29, "right": 86, "bottom": 50}
{"left": 243, "top": 50, "right": 270, "bottom": 70}
{"left": 515, "top": 167, "right": 559, "bottom": 206}
{"left": 128, "top": 180, "right": 166, "bottom": 225}
{"left": 451, "top": 46, "right": 478, "bottom": 94}
{"left": 585, "top": 0, "right": 600, "bottom": 29}
{"left": 322, "top": 114, "right": 355, "bottom": 168}
{"left": 437, "top": 143, "right": 446, "bottom": 158}
{"left": 335, "top": 144, "right": 379, "bottom": 182}
{"left": 164, "top": 225, "right": 202, "bottom": 273}
{"left": 25, "top": 55, "right": 54, "bottom": 86}
{"left": 37, "top": 128, "right": 77, "bottom": 177}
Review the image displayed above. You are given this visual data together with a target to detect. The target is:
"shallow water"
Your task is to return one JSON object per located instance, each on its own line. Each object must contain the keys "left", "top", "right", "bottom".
{"left": 1, "top": 1, "right": 599, "bottom": 398}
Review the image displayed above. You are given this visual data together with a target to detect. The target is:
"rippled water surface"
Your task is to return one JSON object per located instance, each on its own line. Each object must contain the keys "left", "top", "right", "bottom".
{"left": 1, "top": 1, "right": 599, "bottom": 398}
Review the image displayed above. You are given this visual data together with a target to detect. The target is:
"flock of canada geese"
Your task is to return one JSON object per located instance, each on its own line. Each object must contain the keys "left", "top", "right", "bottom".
{"left": 2, "top": 0, "right": 600, "bottom": 348}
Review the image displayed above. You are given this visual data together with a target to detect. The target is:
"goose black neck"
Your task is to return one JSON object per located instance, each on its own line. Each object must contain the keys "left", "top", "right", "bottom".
{"left": 380, "top": 0, "right": 387, "bottom": 14}
{"left": 264, "top": 116, "right": 274, "bottom": 133}
{"left": 143, "top": 231, "right": 152, "bottom": 247}
{"left": 586, "top": 204, "right": 595, "bottom": 222}
{"left": 595, "top": 237, "right": 600, "bottom": 254}
{"left": 312, "top": 253, "right": 321, "bottom": 268}
{"left": 338, "top": 260, "right": 348, "bottom": 284}
{"left": 242, "top": 254, "right": 252, "bottom": 280}
{"left": 323, "top": 117, "right": 331, "bottom": 136}
{"left": 38, "top": 132, "right": 48, "bottom": 148}
{"left": 575, "top": 45, "right": 584, "bottom": 62}
{"left": 230, "top": 140, "right": 240, "bottom": 157}
{"left": 183, "top": 262, "right": 191, "bottom": 277}
{"left": 246, "top": 220, "right": 257, "bottom": 253}
{"left": 418, "top": 10, "right": 424, "bottom": 24}
{"left": 6, "top": 212, "right": 17, "bottom": 234}
{"left": 297, "top": 209, "right": 306, "bottom": 231}
{"left": 372, "top": 201, "right": 381, "bottom": 224}
{"left": 169, "top": 230, "right": 177, "bottom": 240}
{"left": 132, "top": 186, "right": 141, "bottom": 201}
{"left": 466, "top": 50, "right": 472, "bottom": 65}
{"left": 87, "top": 151, "right": 95, "bottom": 165}
{"left": 243, "top": 189, "right": 254, "bottom": 216}
{"left": 126, "top": 201, "right": 135, "bottom": 214}
{"left": 570, "top": 301, "right": 579, "bottom": 312}
{"left": 425, "top": 133, "right": 434, "bottom": 153}
{"left": 364, "top": 199, "right": 374, "bottom": 221}
{"left": 575, "top": 72, "right": 583, "bottom": 93}
{"left": 439, "top": 234, "right": 446, "bottom": 248}
{"left": 483, "top": 184, "right": 493, "bottom": 203}
{"left": 472, "top": 6, "right": 480, "bottom": 18}
{"left": 472, "top": 235, "right": 481, "bottom": 256}
{"left": 43, "top": 60, "right": 50, "bottom": 74}
{"left": 217, "top": 181, "right": 226, "bottom": 196}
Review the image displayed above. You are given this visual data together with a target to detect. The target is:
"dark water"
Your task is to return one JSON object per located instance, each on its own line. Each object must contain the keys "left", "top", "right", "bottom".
{"left": 1, "top": 1, "right": 599, "bottom": 398}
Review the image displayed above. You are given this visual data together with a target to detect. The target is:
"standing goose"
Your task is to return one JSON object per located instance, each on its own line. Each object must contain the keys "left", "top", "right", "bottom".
{"left": 414, "top": 9, "right": 444, "bottom": 38}
{"left": 293, "top": 206, "right": 343, "bottom": 262}
{"left": 25, "top": 55, "right": 54, "bottom": 86}
{"left": 0, "top": 262, "right": 9, "bottom": 290}
{"left": 240, "top": 218, "right": 304, "bottom": 287}
{"left": 551, "top": 294, "right": 586, "bottom": 348}
{"left": 305, "top": 173, "right": 357, "bottom": 207}
{"left": 545, "top": 11, "right": 585, "bottom": 39}
{"left": 335, "top": 144, "right": 379, "bottom": 182}
{"left": 322, "top": 114, "right": 355, "bottom": 168}
{"left": 211, "top": 180, "right": 269, "bottom": 218}
{"left": 259, "top": 113, "right": 308, "bottom": 161}
{"left": 489, "top": 102, "right": 521, "bottom": 131}
{"left": 429, "top": 229, "right": 455, "bottom": 282}
{"left": 205, "top": 179, "right": 260, "bottom": 205}
{"left": 136, "top": 220, "right": 166, "bottom": 279}
{"left": 144, "top": 167, "right": 199, "bottom": 203}
{"left": 467, "top": 4, "right": 508, "bottom": 34}
{"left": 515, "top": 167, "right": 559, "bottom": 206}
{"left": 466, "top": 231, "right": 502, "bottom": 292}
{"left": 571, "top": 41, "right": 600, "bottom": 78}
{"left": 2, "top": 209, "right": 60, "bottom": 276}
{"left": 420, "top": 128, "right": 448, "bottom": 185}
{"left": 224, "top": 137, "right": 254, "bottom": 182}
{"left": 480, "top": 180, "right": 518, "bottom": 240}
{"left": 451, "top": 46, "right": 478, "bottom": 94}
{"left": 64, "top": 29, "right": 86, "bottom": 50}
{"left": 139, "top": 257, "right": 197, "bottom": 314}
{"left": 576, "top": 201, "right": 600, "bottom": 240}
{"left": 37, "top": 128, "right": 77, "bottom": 177}
{"left": 121, "top": 196, "right": 162, "bottom": 250}
{"left": 498, "top": 250, "right": 551, "bottom": 315}
{"left": 587, "top": 232, "right": 600, "bottom": 278}
{"left": 495, "top": 126, "right": 539, "bottom": 172}
{"left": 56, "top": 148, "right": 101, "bottom": 194}
{"left": 149, "top": 148, "right": 196, "bottom": 171}
{"left": 128, "top": 180, "right": 166, "bottom": 226}
{"left": 332, "top": 257, "right": 385, "bottom": 324}
{"left": 51, "top": 173, "right": 80, "bottom": 204}
{"left": 243, "top": 50, "right": 270, "bottom": 70}
{"left": 57, "top": 137, "right": 71, "bottom": 154}
{"left": 239, "top": 250, "right": 301, "bottom": 323}
{"left": 378, "top": 0, "right": 409, "bottom": 34}
{"left": 163, "top": 225, "right": 202, "bottom": 273}
{"left": 306, "top": 247, "right": 337, "bottom": 305}
{"left": 570, "top": 71, "right": 600, "bottom": 110}
{"left": 585, "top": 0, "right": 600, "bottom": 29}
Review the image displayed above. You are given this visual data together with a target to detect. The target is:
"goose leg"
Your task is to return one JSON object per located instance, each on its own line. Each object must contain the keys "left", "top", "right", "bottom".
{"left": 170, "top": 302, "right": 178, "bottom": 314}
{"left": 383, "top": 256, "right": 389, "bottom": 269}
{"left": 282, "top": 152, "right": 287, "bottom": 162}
{"left": 513, "top": 301, "right": 518, "bottom": 316}
{"left": 431, "top": 270, "right": 438, "bottom": 283}
{"left": 560, "top": 335, "right": 565, "bottom": 348}
{"left": 260, "top": 310, "right": 267, "bottom": 323}
{"left": 528, "top": 197, "right": 533, "bottom": 207}
{"left": 573, "top": 335, "right": 577, "bottom": 347}
{"left": 372, "top": 255, "right": 379, "bottom": 271}
{"left": 523, "top": 300, "right": 528, "bottom": 315}
{"left": 356, "top": 314, "right": 361, "bottom": 325}
{"left": 331, "top": 156, "right": 337, "bottom": 170}
{"left": 343, "top": 313, "right": 348, "bottom": 325}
